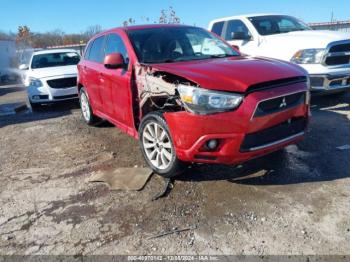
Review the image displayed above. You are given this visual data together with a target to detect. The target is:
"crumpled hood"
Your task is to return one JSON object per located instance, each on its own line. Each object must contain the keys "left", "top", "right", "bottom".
{"left": 150, "top": 56, "right": 306, "bottom": 93}
{"left": 27, "top": 65, "right": 77, "bottom": 79}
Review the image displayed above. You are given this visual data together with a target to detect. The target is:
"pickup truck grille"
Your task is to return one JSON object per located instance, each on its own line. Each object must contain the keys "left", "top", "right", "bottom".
{"left": 253, "top": 92, "right": 306, "bottom": 118}
{"left": 47, "top": 77, "right": 77, "bottom": 89}
{"left": 324, "top": 41, "right": 350, "bottom": 66}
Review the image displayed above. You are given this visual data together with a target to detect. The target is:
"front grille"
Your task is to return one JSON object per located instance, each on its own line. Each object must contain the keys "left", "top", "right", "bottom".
{"left": 325, "top": 56, "right": 350, "bottom": 66}
{"left": 53, "top": 94, "right": 78, "bottom": 99}
{"left": 240, "top": 117, "right": 307, "bottom": 152}
{"left": 324, "top": 41, "right": 350, "bottom": 66}
{"left": 253, "top": 92, "right": 305, "bottom": 118}
{"left": 47, "top": 77, "right": 77, "bottom": 89}
{"left": 246, "top": 76, "right": 307, "bottom": 94}
{"left": 329, "top": 43, "right": 350, "bottom": 52}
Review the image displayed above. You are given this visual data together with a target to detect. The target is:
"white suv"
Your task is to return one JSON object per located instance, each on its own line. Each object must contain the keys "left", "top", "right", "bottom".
{"left": 20, "top": 49, "right": 80, "bottom": 109}
{"left": 209, "top": 14, "right": 350, "bottom": 94}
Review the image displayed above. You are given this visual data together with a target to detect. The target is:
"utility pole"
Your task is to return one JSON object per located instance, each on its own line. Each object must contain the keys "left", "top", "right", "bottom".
{"left": 330, "top": 11, "right": 334, "bottom": 30}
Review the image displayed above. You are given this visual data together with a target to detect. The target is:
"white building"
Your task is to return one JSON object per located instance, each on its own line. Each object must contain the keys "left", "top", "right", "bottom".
{"left": 0, "top": 40, "right": 16, "bottom": 81}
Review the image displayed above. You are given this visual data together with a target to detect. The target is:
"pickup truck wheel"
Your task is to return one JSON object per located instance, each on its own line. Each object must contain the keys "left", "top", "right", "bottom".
{"left": 139, "top": 112, "right": 186, "bottom": 178}
{"left": 79, "top": 87, "right": 99, "bottom": 125}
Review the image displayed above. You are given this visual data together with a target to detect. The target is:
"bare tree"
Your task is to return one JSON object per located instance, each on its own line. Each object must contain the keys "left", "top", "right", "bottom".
{"left": 0, "top": 31, "right": 13, "bottom": 41}
{"left": 123, "top": 18, "right": 136, "bottom": 27}
{"left": 122, "top": 6, "right": 181, "bottom": 26}
{"left": 16, "top": 25, "right": 32, "bottom": 51}
{"left": 159, "top": 6, "right": 181, "bottom": 24}
{"left": 84, "top": 25, "right": 102, "bottom": 38}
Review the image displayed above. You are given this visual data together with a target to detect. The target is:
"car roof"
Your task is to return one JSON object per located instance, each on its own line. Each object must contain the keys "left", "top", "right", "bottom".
{"left": 33, "top": 49, "right": 78, "bottom": 55}
{"left": 209, "top": 13, "right": 284, "bottom": 24}
{"left": 99, "top": 24, "right": 195, "bottom": 35}
{"left": 123, "top": 24, "right": 191, "bottom": 31}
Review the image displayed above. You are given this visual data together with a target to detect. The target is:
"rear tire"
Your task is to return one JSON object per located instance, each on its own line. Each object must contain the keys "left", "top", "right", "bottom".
{"left": 139, "top": 112, "right": 186, "bottom": 178}
{"left": 79, "top": 87, "right": 100, "bottom": 125}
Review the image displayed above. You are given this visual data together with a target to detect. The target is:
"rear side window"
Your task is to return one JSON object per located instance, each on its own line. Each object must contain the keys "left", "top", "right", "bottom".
{"left": 225, "top": 20, "right": 250, "bottom": 40}
{"left": 84, "top": 42, "right": 92, "bottom": 59}
{"left": 105, "top": 33, "right": 129, "bottom": 63}
{"left": 87, "top": 36, "right": 106, "bottom": 63}
{"left": 211, "top": 21, "right": 224, "bottom": 36}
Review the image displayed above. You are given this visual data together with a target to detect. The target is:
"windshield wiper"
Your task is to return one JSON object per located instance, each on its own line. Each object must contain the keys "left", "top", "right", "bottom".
{"left": 209, "top": 54, "right": 237, "bottom": 58}
{"left": 163, "top": 59, "right": 177, "bottom": 63}
{"left": 162, "top": 57, "right": 188, "bottom": 63}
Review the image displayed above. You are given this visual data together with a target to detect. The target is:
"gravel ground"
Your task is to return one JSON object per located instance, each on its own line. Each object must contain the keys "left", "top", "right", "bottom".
{"left": 0, "top": 85, "right": 349, "bottom": 256}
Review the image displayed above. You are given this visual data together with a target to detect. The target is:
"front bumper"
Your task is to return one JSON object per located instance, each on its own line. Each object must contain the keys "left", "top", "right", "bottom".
{"left": 27, "top": 75, "right": 78, "bottom": 104}
{"left": 164, "top": 83, "right": 309, "bottom": 165}
{"left": 309, "top": 74, "right": 350, "bottom": 93}
{"left": 301, "top": 64, "right": 350, "bottom": 92}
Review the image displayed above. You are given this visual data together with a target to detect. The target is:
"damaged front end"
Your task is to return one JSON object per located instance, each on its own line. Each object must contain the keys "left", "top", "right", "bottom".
{"left": 134, "top": 63, "right": 195, "bottom": 123}
{"left": 133, "top": 63, "right": 244, "bottom": 125}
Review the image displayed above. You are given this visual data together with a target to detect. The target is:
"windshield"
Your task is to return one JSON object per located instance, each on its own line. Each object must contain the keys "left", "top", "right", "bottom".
{"left": 127, "top": 27, "right": 239, "bottom": 64}
{"left": 249, "top": 15, "right": 312, "bottom": 36}
{"left": 31, "top": 52, "right": 80, "bottom": 69}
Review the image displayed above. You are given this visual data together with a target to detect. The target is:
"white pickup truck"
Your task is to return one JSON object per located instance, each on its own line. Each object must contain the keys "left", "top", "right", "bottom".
{"left": 208, "top": 14, "right": 350, "bottom": 94}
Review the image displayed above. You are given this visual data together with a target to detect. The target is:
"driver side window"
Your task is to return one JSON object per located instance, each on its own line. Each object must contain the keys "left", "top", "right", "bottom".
{"left": 225, "top": 20, "right": 250, "bottom": 40}
{"left": 105, "top": 33, "right": 129, "bottom": 64}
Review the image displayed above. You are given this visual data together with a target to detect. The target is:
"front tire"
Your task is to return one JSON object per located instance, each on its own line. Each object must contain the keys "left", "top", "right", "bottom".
{"left": 30, "top": 102, "right": 41, "bottom": 111}
{"left": 139, "top": 112, "right": 186, "bottom": 178}
{"left": 79, "top": 87, "right": 100, "bottom": 125}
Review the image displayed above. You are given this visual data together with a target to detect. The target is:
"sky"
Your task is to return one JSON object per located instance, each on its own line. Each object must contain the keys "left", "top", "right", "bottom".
{"left": 1, "top": 0, "right": 350, "bottom": 34}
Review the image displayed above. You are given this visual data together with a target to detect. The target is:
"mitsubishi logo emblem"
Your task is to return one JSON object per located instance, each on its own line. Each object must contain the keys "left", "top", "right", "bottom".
{"left": 279, "top": 97, "right": 287, "bottom": 108}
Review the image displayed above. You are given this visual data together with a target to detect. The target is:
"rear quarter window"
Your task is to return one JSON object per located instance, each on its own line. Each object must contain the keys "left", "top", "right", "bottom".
{"left": 84, "top": 42, "right": 92, "bottom": 59}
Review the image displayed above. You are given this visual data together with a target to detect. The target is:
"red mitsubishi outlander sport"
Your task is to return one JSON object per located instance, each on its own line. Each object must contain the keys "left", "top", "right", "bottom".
{"left": 78, "top": 24, "right": 310, "bottom": 177}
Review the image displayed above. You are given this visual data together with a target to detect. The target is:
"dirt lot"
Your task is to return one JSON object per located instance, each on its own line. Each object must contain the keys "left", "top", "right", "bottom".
{"left": 0, "top": 85, "right": 349, "bottom": 256}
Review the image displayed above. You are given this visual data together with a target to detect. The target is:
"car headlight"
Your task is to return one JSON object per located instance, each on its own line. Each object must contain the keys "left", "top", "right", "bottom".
{"left": 291, "top": 49, "right": 325, "bottom": 64}
{"left": 177, "top": 85, "right": 243, "bottom": 115}
{"left": 26, "top": 77, "right": 43, "bottom": 87}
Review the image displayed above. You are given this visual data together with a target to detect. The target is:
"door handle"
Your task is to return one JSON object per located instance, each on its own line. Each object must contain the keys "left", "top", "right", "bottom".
{"left": 99, "top": 73, "right": 105, "bottom": 83}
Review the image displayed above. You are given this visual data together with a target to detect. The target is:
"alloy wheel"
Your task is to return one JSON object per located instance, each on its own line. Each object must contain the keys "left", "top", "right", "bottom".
{"left": 142, "top": 122, "right": 173, "bottom": 170}
{"left": 80, "top": 92, "right": 91, "bottom": 122}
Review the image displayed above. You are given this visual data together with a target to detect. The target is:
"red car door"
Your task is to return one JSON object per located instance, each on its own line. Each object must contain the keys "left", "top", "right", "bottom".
{"left": 99, "top": 33, "right": 134, "bottom": 129}
{"left": 83, "top": 35, "right": 106, "bottom": 113}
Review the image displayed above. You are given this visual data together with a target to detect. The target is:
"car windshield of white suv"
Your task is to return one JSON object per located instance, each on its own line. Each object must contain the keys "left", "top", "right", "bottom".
{"left": 31, "top": 52, "right": 80, "bottom": 69}
{"left": 127, "top": 27, "right": 239, "bottom": 64}
{"left": 249, "top": 15, "right": 312, "bottom": 36}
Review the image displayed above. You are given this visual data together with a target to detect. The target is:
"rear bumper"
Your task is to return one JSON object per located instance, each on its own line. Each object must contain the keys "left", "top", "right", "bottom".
{"left": 164, "top": 83, "right": 309, "bottom": 165}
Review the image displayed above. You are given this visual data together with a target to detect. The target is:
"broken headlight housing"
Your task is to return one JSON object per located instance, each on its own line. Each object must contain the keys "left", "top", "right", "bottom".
{"left": 291, "top": 49, "right": 325, "bottom": 64}
{"left": 177, "top": 85, "right": 243, "bottom": 115}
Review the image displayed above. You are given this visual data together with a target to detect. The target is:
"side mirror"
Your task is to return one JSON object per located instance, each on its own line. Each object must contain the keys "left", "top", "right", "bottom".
{"left": 104, "top": 53, "right": 125, "bottom": 69}
{"left": 231, "top": 32, "right": 251, "bottom": 41}
{"left": 19, "top": 64, "right": 29, "bottom": 70}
